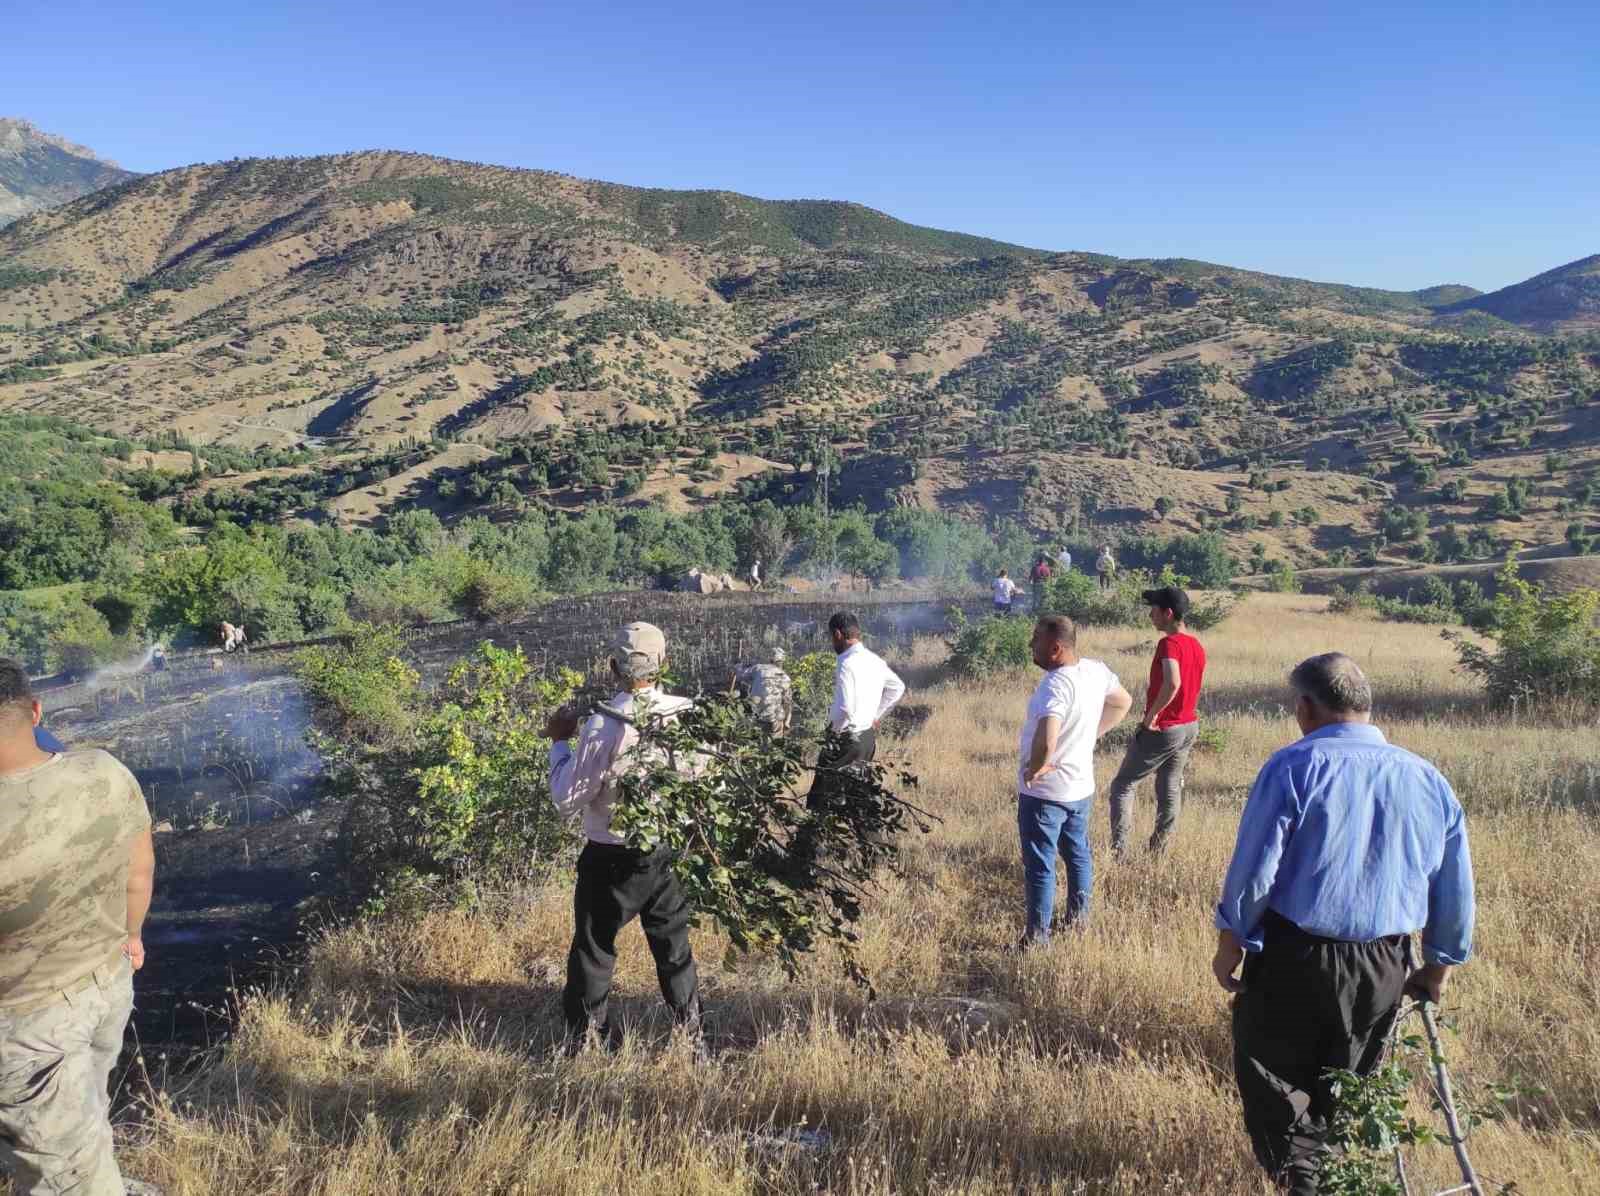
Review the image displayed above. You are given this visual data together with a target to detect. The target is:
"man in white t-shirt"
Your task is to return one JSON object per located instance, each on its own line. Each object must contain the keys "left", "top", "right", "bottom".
{"left": 992, "top": 570, "right": 1019, "bottom": 616}
{"left": 1016, "top": 615, "right": 1133, "bottom": 944}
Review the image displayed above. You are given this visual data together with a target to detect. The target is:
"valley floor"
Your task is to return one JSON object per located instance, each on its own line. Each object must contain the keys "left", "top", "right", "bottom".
{"left": 93, "top": 596, "right": 1600, "bottom": 1194}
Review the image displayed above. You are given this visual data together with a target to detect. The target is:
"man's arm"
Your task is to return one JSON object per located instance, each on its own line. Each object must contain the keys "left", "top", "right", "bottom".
{"left": 1097, "top": 683, "right": 1133, "bottom": 738}
{"left": 1212, "top": 759, "right": 1295, "bottom": 990}
{"left": 1023, "top": 715, "right": 1061, "bottom": 787}
{"left": 1413, "top": 792, "right": 1475, "bottom": 1002}
{"left": 875, "top": 665, "right": 906, "bottom": 725}
{"left": 548, "top": 713, "right": 617, "bottom": 820}
{"left": 1143, "top": 658, "right": 1180, "bottom": 730}
{"left": 124, "top": 829, "right": 155, "bottom": 971}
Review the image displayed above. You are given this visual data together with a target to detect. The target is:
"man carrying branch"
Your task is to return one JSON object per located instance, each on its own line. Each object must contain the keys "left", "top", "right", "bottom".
{"left": 546, "top": 622, "right": 703, "bottom": 1055}
{"left": 1213, "top": 653, "right": 1475, "bottom": 1195}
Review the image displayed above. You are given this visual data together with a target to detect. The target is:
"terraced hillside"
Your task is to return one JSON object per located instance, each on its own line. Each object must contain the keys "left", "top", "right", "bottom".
{"left": 1, "top": 149, "right": 1598, "bottom": 568}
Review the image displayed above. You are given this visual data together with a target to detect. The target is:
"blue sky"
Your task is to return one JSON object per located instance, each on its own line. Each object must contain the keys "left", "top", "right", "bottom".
{"left": 7, "top": 0, "right": 1597, "bottom": 291}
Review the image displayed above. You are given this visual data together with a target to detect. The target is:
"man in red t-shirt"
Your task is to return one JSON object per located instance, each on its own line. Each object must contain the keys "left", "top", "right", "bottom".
{"left": 1108, "top": 585, "right": 1207, "bottom": 854}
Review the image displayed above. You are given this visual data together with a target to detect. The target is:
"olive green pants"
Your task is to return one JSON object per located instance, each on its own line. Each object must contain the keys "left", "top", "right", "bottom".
{"left": 0, "top": 961, "right": 133, "bottom": 1195}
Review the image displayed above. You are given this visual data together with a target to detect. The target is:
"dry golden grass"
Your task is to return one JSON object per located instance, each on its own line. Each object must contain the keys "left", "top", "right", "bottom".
{"left": 97, "top": 595, "right": 1599, "bottom": 1194}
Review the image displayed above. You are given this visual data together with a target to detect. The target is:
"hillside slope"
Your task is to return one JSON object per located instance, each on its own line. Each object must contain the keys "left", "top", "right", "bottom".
{"left": 1441, "top": 254, "right": 1600, "bottom": 332}
{"left": 1, "top": 150, "right": 1598, "bottom": 570}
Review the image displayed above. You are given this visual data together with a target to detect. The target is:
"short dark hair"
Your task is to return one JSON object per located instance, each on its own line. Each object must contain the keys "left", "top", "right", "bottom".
{"left": 1035, "top": 614, "right": 1078, "bottom": 649}
{"left": 0, "top": 657, "right": 34, "bottom": 722}
{"left": 828, "top": 611, "right": 861, "bottom": 639}
{"left": 1289, "top": 652, "right": 1372, "bottom": 714}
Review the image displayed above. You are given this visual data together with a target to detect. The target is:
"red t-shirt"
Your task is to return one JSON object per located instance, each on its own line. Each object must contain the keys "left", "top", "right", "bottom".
{"left": 1145, "top": 632, "right": 1206, "bottom": 727}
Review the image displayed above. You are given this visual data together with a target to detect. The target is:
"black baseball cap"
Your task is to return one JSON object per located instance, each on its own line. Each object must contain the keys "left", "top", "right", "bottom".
{"left": 1141, "top": 586, "right": 1191, "bottom": 618}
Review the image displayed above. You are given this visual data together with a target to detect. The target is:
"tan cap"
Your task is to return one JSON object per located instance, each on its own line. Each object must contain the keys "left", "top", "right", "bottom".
{"left": 612, "top": 621, "right": 667, "bottom": 680}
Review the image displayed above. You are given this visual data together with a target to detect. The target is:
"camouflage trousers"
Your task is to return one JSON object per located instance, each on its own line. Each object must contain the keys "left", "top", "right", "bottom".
{"left": 0, "top": 960, "right": 133, "bottom": 1195}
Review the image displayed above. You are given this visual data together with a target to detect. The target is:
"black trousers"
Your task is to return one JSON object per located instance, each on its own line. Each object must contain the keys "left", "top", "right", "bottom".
{"left": 805, "top": 728, "right": 878, "bottom": 812}
{"left": 1232, "top": 911, "right": 1408, "bottom": 1195}
{"left": 562, "top": 841, "right": 700, "bottom": 1039}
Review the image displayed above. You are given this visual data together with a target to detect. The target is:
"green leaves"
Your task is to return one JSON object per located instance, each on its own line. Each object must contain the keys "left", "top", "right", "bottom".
{"left": 611, "top": 695, "right": 929, "bottom": 993}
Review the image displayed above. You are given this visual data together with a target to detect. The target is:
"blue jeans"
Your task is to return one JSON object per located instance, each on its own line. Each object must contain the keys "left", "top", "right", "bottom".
{"left": 1017, "top": 794, "right": 1093, "bottom": 939}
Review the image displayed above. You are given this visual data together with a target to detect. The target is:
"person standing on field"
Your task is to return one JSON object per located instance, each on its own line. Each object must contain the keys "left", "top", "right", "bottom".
{"left": 992, "top": 569, "right": 1019, "bottom": 617}
{"left": 807, "top": 612, "right": 905, "bottom": 813}
{"left": 1029, "top": 556, "right": 1053, "bottom": 611}
{"left": 1055, "top": 545, "right": 1072, "bottom": 574}
{"left": 1015, "top": 616, "right": 1134, "bottom": 944}
{"left": 732, "top": 647, "right": 794, "bottom": 735}
{"left": 1107, "top": 585, "right": 1207, "bottom": 854}
{"left": 1095, "top": 544, "right": 1117, "bottom": 591}
{"left": 546, "top": 623, "right": 704, "bottom": 1054}
{"left": 0, "top": 658, "right": 158, "bottom": 1196}
{"left": 1214, "top": 653, "right": 1474, "bottom": 1196}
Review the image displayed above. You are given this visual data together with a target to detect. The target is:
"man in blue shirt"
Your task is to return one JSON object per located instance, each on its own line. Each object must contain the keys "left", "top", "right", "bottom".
{"left": 1213, "top": 653, "right": 1474, "bottom": 1195}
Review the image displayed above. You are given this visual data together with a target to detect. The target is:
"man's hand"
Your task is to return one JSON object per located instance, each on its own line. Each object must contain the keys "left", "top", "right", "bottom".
{"left": 544, "top": 706, "right": 581, "bottom": 742}
{"left": 1405, "top": 962, "right": 1451, "bottom": 1005}
{"left": 1022, "top": 762, "right": 1057, "bottom": 788}
{"left": 122, "top": 937, "right": 145, "bottom": 971}
{"left": 1212, "top": 930, "right": 1246, "bottom": 994}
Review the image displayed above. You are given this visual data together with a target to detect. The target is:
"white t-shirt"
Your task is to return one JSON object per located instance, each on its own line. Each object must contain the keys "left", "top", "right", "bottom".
{"left": 993, "top": 577, "right": 1018, "bottom": 604}
{"left": 1017, "top": 658, "right": 1120, "bottom": 804}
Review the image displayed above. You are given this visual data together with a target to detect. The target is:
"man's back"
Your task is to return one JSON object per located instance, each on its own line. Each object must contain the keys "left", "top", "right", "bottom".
{"left": 0, "top": 749, "right": 150, "bottom": 1010}
{"left": 1229, "top": 724, "right": 1472, "bottom": 955}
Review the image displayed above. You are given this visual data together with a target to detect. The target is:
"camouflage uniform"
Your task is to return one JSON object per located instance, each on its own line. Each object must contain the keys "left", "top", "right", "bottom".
{"left": 0, "top": 749, "right": 151, "bottom": 1196}
{"left": 734, "top": 663, "right": 793, "bottom": 734}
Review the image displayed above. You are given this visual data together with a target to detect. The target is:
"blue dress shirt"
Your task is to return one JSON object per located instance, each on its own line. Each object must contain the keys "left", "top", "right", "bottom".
{"left": 1215, "top": 722, "right": 1474, "bottom": 966}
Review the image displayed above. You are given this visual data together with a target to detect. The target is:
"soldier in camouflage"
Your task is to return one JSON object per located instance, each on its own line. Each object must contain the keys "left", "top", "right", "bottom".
{"left": 0, "top": 659, "right": 159, "bottom": 1196}
{"left": 732, "top": 647, "right": 794, "bottom": 735}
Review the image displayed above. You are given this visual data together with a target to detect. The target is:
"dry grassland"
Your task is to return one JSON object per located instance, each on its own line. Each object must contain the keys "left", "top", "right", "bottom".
{"left": 99, "top": 595, "right": 1599, "bottom": 1194}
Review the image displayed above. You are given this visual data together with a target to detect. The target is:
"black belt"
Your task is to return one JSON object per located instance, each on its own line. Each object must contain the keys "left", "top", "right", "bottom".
{"left": 1260, "top": 908, "right": 1408, "bottom": 949}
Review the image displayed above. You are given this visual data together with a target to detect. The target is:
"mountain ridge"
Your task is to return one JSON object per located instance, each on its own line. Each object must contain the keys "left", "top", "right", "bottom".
{"left": 1, "top": 148, "right": 1597, "bottom": 570}
{"left": 0, "top": 117, "right": 136, "bottom": 228}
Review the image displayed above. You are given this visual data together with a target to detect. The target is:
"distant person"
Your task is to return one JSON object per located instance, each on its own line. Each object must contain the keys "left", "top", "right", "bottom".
{"left": 1095, "top": 544, "right": 1117, "bottom": 591}
{"left": 733, "top": 647, "right": 794, "bottom": 735}
{"left": 150, "top": 644, "right": 166, "bottom": 673}
{"left": 748, "top": 558, "right": 763, "bottom": 591}
{"left": 992, "top": 570, "right": 1019, "bottom": 617}
{"left": 1056, "top": 545, "right": 1072, "bottom": 574}
{"left": 1029, "top": 556, "right": 1053, "bottom": 610}
{"left": 1214, "top": 653, "right": 1474, "bottom": 1196}
{"left": 546, "top": 623, "right": 704, "bottom": 1054}
{"left": 1107, "top": 586, "right": 1208, "bottom": 855}
{"left": 0, "top": 658, "right": 157, "bottom": 1196}
{"left": 1015, "top": 616, "right": 1133, "bottom": 944}
{"left": 808, "top": 612, "right": 905, "bottom": 814}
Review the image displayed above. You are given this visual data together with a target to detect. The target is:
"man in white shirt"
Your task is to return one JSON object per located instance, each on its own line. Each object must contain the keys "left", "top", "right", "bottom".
{"left": 808, "top": 611, "right": 906, "bottom": 812}
{"left": 992, "top": 570, "right": 1019, "bottom": 616}
{"left": 1056, "top": 546, "right": 1073, "bottom": 573}
{"left": 545, "top": 622, "right": 702, "bottom": 1053}
{"left": 1016, "top": 614, "right": 1134, "bottom": 944}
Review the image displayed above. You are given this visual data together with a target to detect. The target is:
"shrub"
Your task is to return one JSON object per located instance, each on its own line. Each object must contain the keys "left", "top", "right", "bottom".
{"left": 296, "top": 623, "right": 421, "bottom": 744}
{"left": 1327, "top": 582, "right": 1376, "bottom": 615}
{"left": 612, "top": 694, "right": 929, "bottom": 990}
{"left": 1447, "top": 557, "right": 1600, "bottom": 709}
{"left": 454, "top": 564, "right": 541, "bottom": 623}
{"left": 948, "top": 611, "right": 1034, "bottom": 676}
{"left": 786, "top": 649, "right": 839, "bottom": 731}
{"left": 301, "top": 636, "right": 583, "bottom": 903}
